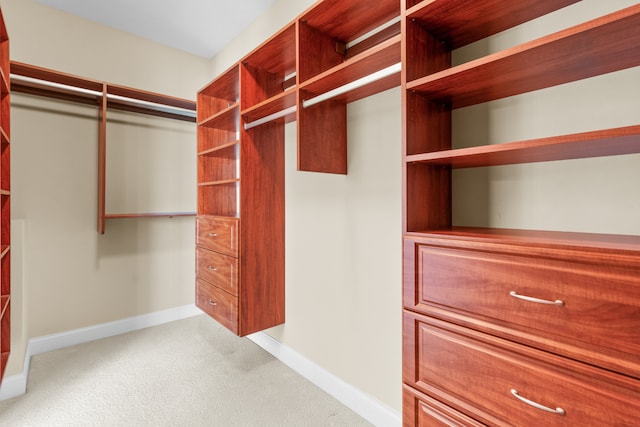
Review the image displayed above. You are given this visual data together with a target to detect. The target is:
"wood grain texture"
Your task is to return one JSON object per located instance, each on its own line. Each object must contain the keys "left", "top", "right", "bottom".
{"left": 407, "top": 5, "right": 640, "bottom": 108}
{"left": 404, "top": 313, "right": 640, "bottom": 426}
{"left": 403, "top": 385, "right": 486, "bottom": 427}
{"left": 0, "top": 7, "right": 8, "bottom": 384}
{"left": 407, "top": 0, "right": 579, "bottom": 49}
{"left": 300, "top": 0, "right": 399, "bottom": 44}
{"left": 196, "top": 216, "right": 239, "bottom": 257}
{"left": 299, "top": 35, "right": 401, "bottom": 98}
{"left": 410, "top": 237, "right": 640, "bottom": 379}
{"left": 241, "top": 23, "right": 296, "bottom": 76}
{"left": 298, "top": 20, "right": 344, "bottom": 83}
{"left": 196, "top": 278, "right": 238, "bottom": 335}
{"left": 239, "top": 120, "right": 285, "bottom": 335}
{"left": 407, "top": 125, "right": 640, "bottom": 167}
{"left": 297, "top": 93, "right": 347, "bottom": 174}
{"left": 197, "top": 64, "right": 239, "bottom": 121}
{"left": 196, "top": 247, "right": 238, "bottom": 296}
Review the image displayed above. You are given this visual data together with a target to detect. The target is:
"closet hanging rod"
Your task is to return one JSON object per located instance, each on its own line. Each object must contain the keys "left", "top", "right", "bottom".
{"left": 10, "top": 73, "right": 196, "bottom": 119}
{"left": 346, "top": 16, "right": 401, "bottom": 50}
{"left": 302, "top": 62, "right": 401, "bottom": 109}
{"left": 244, "top": 105, "right": 297, "bottom": 130}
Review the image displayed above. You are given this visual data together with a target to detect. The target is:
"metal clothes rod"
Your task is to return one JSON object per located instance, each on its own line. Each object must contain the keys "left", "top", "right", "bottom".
{"left": 346, "top": 16, "right": 401, "bottom": 50}
{"left": 244, "top": 105, "right": 297, "bottom": 130}
{"left": 302, "top": 62, "right": 401, "bottom": 109}
{"left": 10, "top": 74, "right": 197, "bottom": 119}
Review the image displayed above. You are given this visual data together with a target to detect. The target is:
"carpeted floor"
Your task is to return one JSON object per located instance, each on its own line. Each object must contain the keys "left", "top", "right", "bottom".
{"left": 0, "top": 315, "right": 372, "bottom": 426}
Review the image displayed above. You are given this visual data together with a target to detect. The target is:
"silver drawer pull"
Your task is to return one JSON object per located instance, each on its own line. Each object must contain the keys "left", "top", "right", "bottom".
{"left": 207, "top": 233, "right": 218, "bottom": 237}
{"left": 207, "top": 266, "right": 217, "bottom": 271}
{"left": 509, "top": 291, "right": 564, "bottom": 307}
{"left": 510, "top": 389, "right": 565, "bottom": 415}
{"left": 208, "top": 300, "right": 217, "bottom": 306}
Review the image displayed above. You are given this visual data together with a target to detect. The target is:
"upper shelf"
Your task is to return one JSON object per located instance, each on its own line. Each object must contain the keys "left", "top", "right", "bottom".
{"left": 406, "top": 0, "right": 579, "bottom": 49}
{"left": 197, "top": 64, "right": 239, "bottom": 122}
{"left": 300, "top": 0, "right": 399, "bottom": 46}
{"left": 406, "top": 125, "right": 640, "bottom": 168}
{"left": 406, "top": 4, "right": 640, "bottom": 109}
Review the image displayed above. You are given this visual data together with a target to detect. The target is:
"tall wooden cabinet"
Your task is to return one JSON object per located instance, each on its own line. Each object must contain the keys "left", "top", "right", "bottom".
{"left": 196, "top": 0, "right": 401, "bottom": 336}
{"left": 0, "top": 6, "right": 9, "bottom": 382}
{"left": 196, "top": 61, "right": 285, "bottom": 336}
{"left": 402, "top": 1, "right": 640, "bottom": 425}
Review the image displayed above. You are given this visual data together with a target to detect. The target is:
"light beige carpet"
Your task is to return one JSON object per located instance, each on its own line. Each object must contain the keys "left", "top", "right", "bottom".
{"left": 0, "top": 315, "right": 372, "bottom": 426}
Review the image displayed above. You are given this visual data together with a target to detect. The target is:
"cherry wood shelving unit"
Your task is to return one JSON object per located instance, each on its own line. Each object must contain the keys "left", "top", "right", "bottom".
{"left": 402, "top": 1, "right": 640, "bottom": 425}
{"left": 0, "top": 6, "right": 9, "bottom": 384}
{"left": 196, "top": 0, "right": 401, "bottom": 336}
{"left": 9, "top": 62, "right": 197, "bottom": 234}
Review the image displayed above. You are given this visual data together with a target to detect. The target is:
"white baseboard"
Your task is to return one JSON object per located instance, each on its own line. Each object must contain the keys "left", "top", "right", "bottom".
{"left": 0, "top": 304, "right": 201, "bottom": 401}
{"left": 248, "top": 332, "right": 401, "bottom": 427}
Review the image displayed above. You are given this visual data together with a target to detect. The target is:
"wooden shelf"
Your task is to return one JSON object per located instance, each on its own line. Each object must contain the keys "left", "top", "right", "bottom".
{"left": 198, "top": 140, "right": 239, "bottom": 156}
{"left": 197, "top": 64, "right": 238, "bottom": 121}
{"left": 300, "top": 0, "right": 399, "bottom": 47}
{"left": 299, "top": 35, "right": 401, "bottom": 102}
{"left": 406, "top": 227, "right": 640, "bottom": 257}
{"left": 241, "top": 23, "right": 296, "bottom": 115}
{"left": 198, "top": 179, "right": 240, "bottom": 187}
{"left": 198, "top": 104, "right": 238, "bottom": 130}
{"left": 406, "top": 125, "right": 640, "bottom": 168}
{"left": 406, "top": 0, "right": 579, "bottom": 49}
{"left": 241, "top": 87, "right": 296, "bottom": 125}
{"left": 104, "top": 212, "right": 196, "bottom": 219}
{"left": 406, "top": 5, "right": 640, "bottom": 108}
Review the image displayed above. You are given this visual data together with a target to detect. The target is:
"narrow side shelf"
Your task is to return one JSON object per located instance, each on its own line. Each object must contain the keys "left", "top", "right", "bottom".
{"left": 406, "top": 4, "right": 640, "bottom": 108}
{"left": 406, "top": 126, "right": 640, "bottom": 168}
{"left": 198, "top": 140, "right": 239, "bottom": 156}
{"left": 198, "top": 104, "right": 239, "bottom": 130}
{"left": 241, "top": 87, "right": 296, "bottom": 125}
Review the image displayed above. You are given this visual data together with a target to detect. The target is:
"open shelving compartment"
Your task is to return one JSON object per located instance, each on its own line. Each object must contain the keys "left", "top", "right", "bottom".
{"left": 404, "top": 1, "right": 640, "bottom": 252}
{"left": 197, "top": 64, "right": 240, "bottom": 219}
{"left": 0, "top": 5, "right": 8, "bottom": 380}
{"left": 10, "top": 61, "right": 198, "bottom": 233}
{"left": 296, "top": 0, "right": 401, "bottom": 174}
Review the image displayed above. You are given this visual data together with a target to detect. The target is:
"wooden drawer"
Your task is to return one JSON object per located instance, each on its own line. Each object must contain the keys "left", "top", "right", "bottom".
{"left": 196, "top": 216, "right": 238, "bottom": 257}
{"left": 403, "top": 385, "right": 486, "bottom": 427}
{"left": 406, "top": 238, "right": 640, "bottom": 376}
{"left": 196, "top": 278, "right": 238, "bottom": 334}
{"left": 196, "top": 247, "right": 238, "bottom": 296}
{"left": 404, "top": 312, "right": 640, "bottom": 427}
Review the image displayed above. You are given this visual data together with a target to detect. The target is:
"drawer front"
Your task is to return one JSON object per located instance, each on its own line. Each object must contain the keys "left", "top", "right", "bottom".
{"left": 196, "top": 279, "right": 238, "bottom": 334}
{"left": 196, "top": 216, "right": 238, "bottom": 257}
{"left": 405, "top": 312, "right": 640, "bottom": 427}
{"left": 413, "top": 243, "right": 640, "bottom": 361}
{"left": 196, "top": 247, "right": 238, "bottom": 296}
{"left": 403, "top": 386, "right": 486, "bottom": 427}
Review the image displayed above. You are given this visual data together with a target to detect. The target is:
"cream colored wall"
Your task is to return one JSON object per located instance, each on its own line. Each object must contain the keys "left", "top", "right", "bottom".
{"left": 2, "top": 0, "right": 212, "bottom": 376}
{"left": 452, "top": 0, "right": 640, "bottom": 234}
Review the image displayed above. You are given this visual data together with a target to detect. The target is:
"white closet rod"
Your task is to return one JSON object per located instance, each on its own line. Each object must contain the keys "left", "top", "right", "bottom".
{"left": 302, "top": 62, "right": 401, "bottom": 109}
{"left": 10, "top": 74, "right": 196, "bottom": 118}
{"left": 243, "top": 105, "right": 297, "bottom": 130}
{"left": 346, "top": 16, "right": 401, "bottom": 50}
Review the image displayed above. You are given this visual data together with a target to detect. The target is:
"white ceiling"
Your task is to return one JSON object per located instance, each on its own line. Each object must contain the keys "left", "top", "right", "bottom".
{"left": 33, "top": 0, "right": 278, "bottom": 58}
